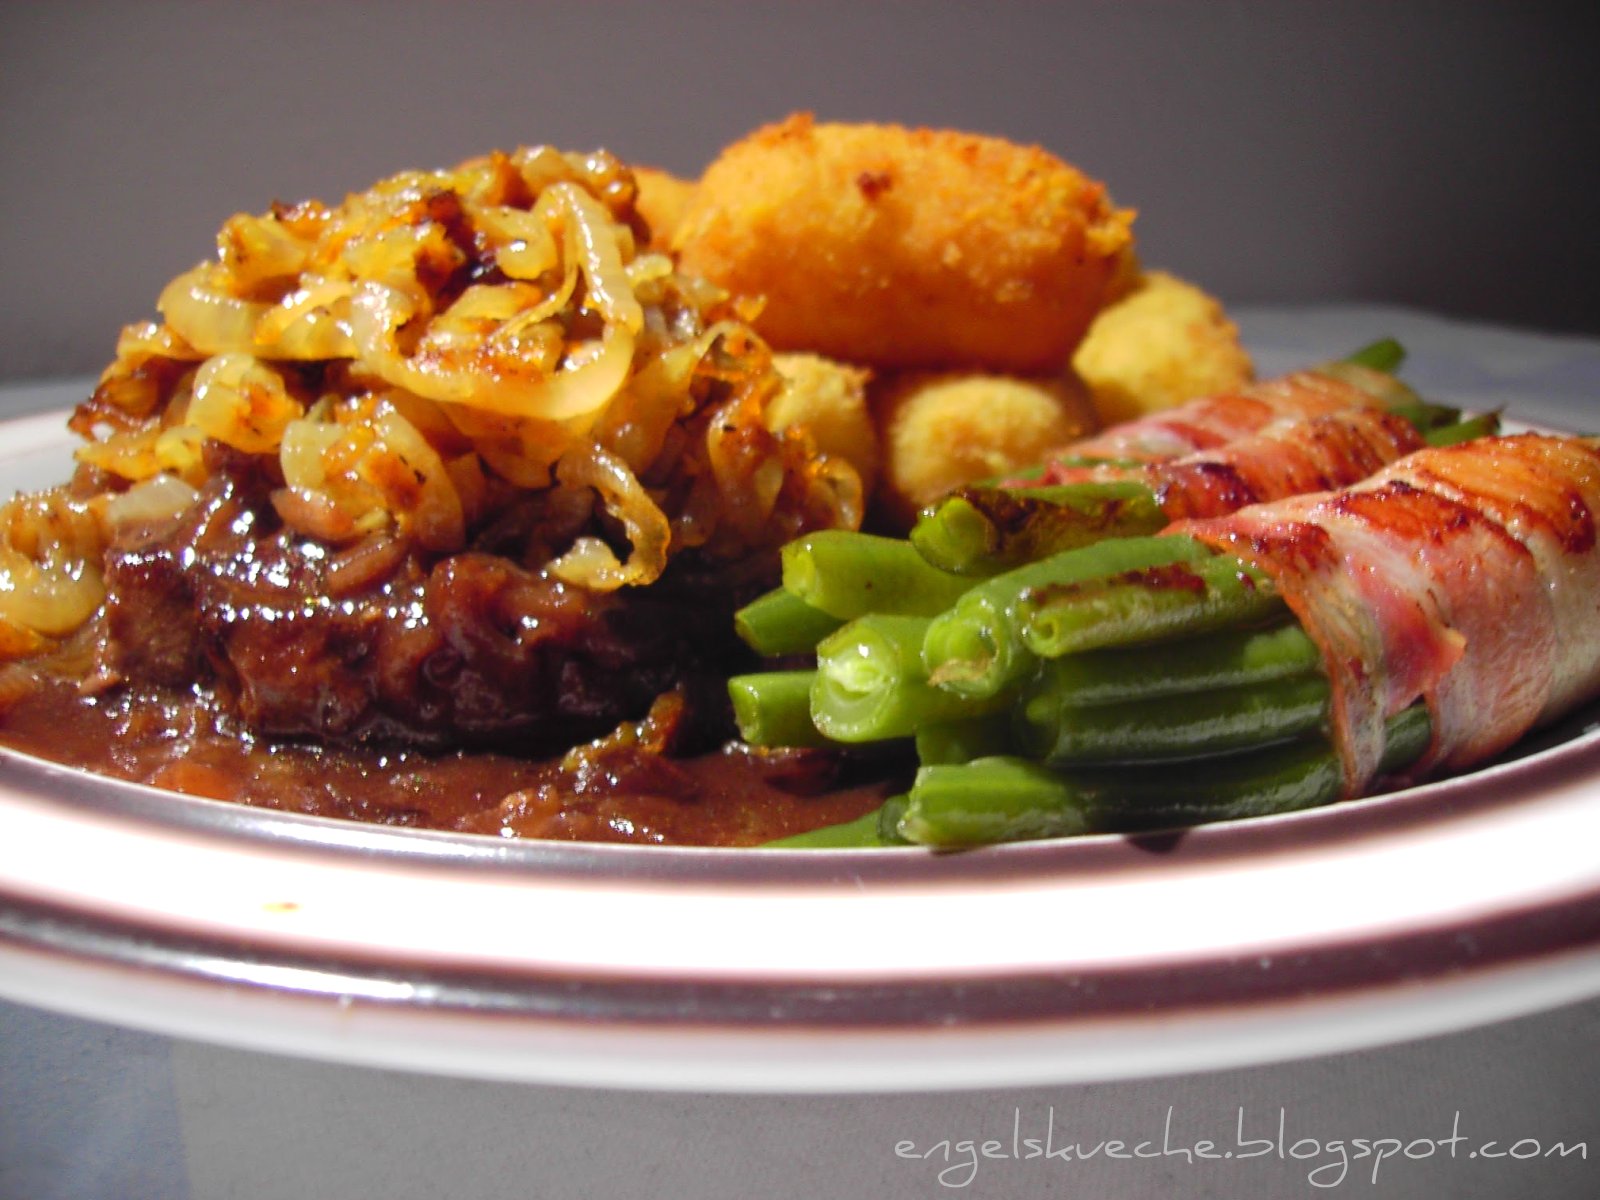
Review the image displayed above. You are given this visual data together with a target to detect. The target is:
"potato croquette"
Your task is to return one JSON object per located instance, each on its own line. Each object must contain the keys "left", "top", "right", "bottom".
{"left": 632, "top": 165, "right": 697, "bottom": 249}
{"left": 1072, "top": 270, "right": 1255, "bottom": 426}
{"left": 769, "top": 353, "right": 880, "bottom": 497}
{"left": 673, "top": 113, "right": 1136, "bottom": 374}
{"left": 873, "top": 372, "right": 1100, "bottom": 527}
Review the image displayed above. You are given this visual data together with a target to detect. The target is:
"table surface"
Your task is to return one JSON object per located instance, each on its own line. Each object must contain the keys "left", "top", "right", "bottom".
{"left": 3, "top": 306, "right": 1599, "bottom": 1200}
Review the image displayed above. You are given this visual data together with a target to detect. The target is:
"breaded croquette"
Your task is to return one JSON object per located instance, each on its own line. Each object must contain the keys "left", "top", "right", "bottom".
{"left": 768, "top": 353, "right": 880, "bottom": 498}
{"left": 1072, "top": 270, "right": 1254, "bottom": 426}
{"left": 632, "top": 165, "right": 697, "bottom": 249}
{"left": 872, "top": 371, "right": 1100, "bottom": 527}
{"left": 673, "top": 113, "right": 1136, "bottom": 374}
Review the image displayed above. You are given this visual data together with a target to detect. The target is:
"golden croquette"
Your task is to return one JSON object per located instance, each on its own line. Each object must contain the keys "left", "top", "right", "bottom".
{"left": 872, "top": 371, "right": 1100, "bottom": 528}
{"left": 631, "top": 165, "right": 697, "bottom": 249}
{"left": 672, "top": 113, "right": 1136, "bottom": 374}
{"left": 1072, "top": 270, "right": 1255, "bottom": 426}
{"left": 768, "top": 353, "right": 880, "bottom": 498}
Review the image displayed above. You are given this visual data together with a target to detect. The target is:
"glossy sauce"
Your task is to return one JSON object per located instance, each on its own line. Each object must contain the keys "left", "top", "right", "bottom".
{"left": 0, "top": 677, "right": 898, "bottom": 847}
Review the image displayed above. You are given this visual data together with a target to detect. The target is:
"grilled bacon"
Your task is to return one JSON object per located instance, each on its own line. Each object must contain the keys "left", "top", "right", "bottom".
{"left": 1175, "top": 433, "right": 1600, "bottom": 792}
{"left": 1051, "top": 365, "right": 1405, "bottom": 466}
{"left": 1141, "top": 408, "right": 1425, "bottom": 520}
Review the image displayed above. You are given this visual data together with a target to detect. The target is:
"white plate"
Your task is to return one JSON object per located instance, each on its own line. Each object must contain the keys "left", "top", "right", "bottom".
{"left": 3, "top": 383, "right": 1600, "bottom": 1093}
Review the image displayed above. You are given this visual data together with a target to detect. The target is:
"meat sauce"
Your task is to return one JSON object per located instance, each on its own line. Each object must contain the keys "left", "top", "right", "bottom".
{"left": 0, "top": 676, "right": 897, "bottom": 846}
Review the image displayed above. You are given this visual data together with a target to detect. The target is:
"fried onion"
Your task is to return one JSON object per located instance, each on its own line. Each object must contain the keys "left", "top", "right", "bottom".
{"left": 17, "top": 144, "right": 864, "bottom": 660}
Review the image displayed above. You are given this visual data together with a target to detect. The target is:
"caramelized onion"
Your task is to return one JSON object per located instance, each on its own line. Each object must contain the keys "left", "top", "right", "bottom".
{"left": 158, "top": 265, "right": 270, "bottom": 355}
{"left": 188, "top": 353, "right": 305, "bottom": 454}
{"left": 104, "top": 475, "right": 200, "bottom": 531}
{"left": 31, "top": 142, "right": 867, "bottom": 663}
{"left": 0, "top": 490, "right": 107, "bottom": 637}
{"left": 253, "top": 280, "right": 356, "bottom": 360}
{"left": 548, "top": 441, "right": 671, "bottom": 589}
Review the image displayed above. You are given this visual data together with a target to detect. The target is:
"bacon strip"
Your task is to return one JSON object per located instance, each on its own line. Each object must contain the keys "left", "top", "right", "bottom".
{"left": 1174, "top": 433, "right": 1597, "bottom": 793}
{"left": 1392, "top": 436, "right": 1600, "bottom": 723}
{"left": 1147, "top": 409, "right": 1424, "bottom": 520}
{"left": 1046, "top": 365, "right": 1405, "bottom": 468}
{"left": 1005, "top": 408, "right": 1423, "bottom": 529}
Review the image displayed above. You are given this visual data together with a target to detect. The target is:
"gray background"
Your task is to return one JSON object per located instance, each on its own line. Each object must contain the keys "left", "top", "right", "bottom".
{"left": 2, "top": 0, "right": 1597, "bottom": 382}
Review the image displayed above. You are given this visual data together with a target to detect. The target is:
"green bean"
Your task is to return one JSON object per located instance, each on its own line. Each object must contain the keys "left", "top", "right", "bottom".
{"left": 1033, "top": 621, "right": 1321, "bottom": 706}
{"left": 1018, "top": 672, "right": 1332, "bottom": 764}
{"left": 910, "top": 481, "right": 1169, "bottom": 576}
{"left": 762, "top": 805, "right": 899, "bottom": 848}
{"left": 915, "top": 712, "right": 1016, "bottom": 765}
{"left": 1379, "top": 702, "right": 1434, "bottom": 773}
{"left": 734, "top": 587, "right": 845, "bottom": 657}
{"left": 899, "top": 756, "right": 1095, "bottom": 845}
{"left": 1066, "top": 699, "right": 1431, "bottom": 831}
{"left": 1019, "top": 551, "right": 1282, "bottom": 659}
{"left": 1423, "top": 411, "right": 1501, "bottom": 447}
{"left": 728, "top": 670, "right": 830, "bottom": 749}
{"left": 982, "top": 456, "right": 1146, "bottom": 486}
{"left": 1323, "top": 362, "right": 1457, "bottom": 431}
{"left": 877, "top": 793, "right": 912, "bottom": 844}
{"left": 921, "top": 535, "right": 1214, "bottom": 699}
{"left": 1314, "top": 358, "right": 1446, "bottom": 424}
{"left": 813, "top": 615, "right": 1008, "bottom": 742}
{"left": 1390, "top": 398, "right": 1462, "bottom": 432}
{"left": 1340, "top": 338, "right": 1407, "bottom": 373}
{"left": 760, "top": 793, "right": 915, "bottom": 849}
{"left": 897, "top": 704, "right": 1431, "bottom": 847}
{"left": 781, "top": 530, "right": 973, "bottom": 620}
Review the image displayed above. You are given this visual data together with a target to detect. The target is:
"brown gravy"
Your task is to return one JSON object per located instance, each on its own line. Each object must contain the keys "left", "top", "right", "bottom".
{"left": 0, "top": 677, "right": 899, "bottom": 847}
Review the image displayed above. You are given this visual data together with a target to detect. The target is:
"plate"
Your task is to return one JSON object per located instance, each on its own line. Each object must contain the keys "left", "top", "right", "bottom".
{"left": 3, "top": 378, "right": 1600, "bottom": 1094}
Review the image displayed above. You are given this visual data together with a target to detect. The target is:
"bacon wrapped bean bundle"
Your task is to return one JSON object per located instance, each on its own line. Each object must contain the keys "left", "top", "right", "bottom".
{"left": 746, "top": 429, "right": 1597, "bottom": 849}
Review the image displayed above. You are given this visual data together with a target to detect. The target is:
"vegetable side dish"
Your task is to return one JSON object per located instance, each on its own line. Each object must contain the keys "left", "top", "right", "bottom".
{"left": 1, "top": 116, "right": 1590, "bottom": 848}
{"left": 746, "top": 422, "right": 1600, "bottom": 846}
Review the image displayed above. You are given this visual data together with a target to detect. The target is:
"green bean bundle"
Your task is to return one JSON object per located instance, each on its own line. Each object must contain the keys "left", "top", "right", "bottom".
{"left": 732, "top": 526, "right": 1433, "bottom": 848}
